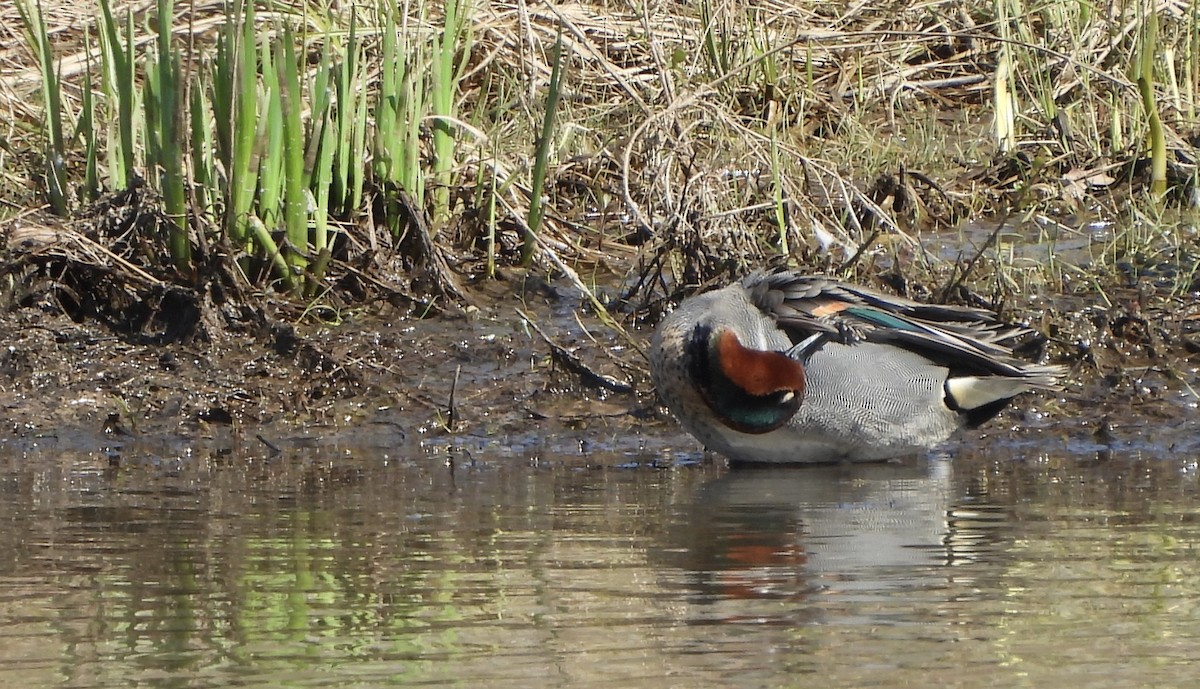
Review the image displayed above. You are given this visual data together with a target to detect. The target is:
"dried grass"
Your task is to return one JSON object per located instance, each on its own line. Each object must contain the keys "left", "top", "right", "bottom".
{"left": 1, "top": 0, "right": 1197, "bottom": 311}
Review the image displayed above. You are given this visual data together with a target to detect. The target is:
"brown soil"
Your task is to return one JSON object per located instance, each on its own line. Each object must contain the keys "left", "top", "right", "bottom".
{"left": 0, "top": 242, "right": 661, "bottom": 463}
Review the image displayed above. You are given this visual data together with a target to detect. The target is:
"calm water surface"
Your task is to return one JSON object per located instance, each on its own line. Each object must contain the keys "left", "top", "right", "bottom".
{"left": 2, "top": 435, "right": 1199, "bottom": 689}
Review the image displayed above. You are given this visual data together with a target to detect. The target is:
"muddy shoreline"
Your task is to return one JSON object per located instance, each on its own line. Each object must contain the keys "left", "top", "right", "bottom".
{"left": 0, "top": 269, "right": 663, "bottom": 460}
{"left": 3, "top": 264, "right": 1198, "bottom": 465}
{"left": 3, "top": 200, "right": 1197, "bottom": 464}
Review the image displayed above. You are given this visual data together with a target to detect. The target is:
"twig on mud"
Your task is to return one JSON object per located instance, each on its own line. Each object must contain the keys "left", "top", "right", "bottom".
{"left": 517, "top": 308, "right": 634, "bottom": 394}
{"left": 939, "top": 213, "right": 1010, "bottom": 303}
{"left": 255, "top": 434, "right": 282, "bottom": 455}
{"left": 390, "top": 189, "right": 473, "bottom": 305}
{"left": 571, "top": 309, "right": 649, "bottom": 381}
{"left": 445, "top": 364, "right": 461, "bottom": 432}
{"left": 837, "top": 228, "right": 882, "bottom": 274}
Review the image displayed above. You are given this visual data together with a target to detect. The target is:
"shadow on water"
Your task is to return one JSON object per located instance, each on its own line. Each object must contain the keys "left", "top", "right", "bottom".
{"left": 3, "top": 437, "right": 1200, "bottom": 688}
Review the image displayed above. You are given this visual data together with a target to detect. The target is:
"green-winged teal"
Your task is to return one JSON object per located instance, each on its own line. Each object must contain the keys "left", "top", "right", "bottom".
{"left": 650, "top": 270, "right": 1062, "bottom": 463}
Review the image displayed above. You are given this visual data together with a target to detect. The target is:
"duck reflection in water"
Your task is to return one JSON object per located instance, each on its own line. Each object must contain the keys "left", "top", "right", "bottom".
{"left": 655, "top": 457, "right": 1006, "bottom": 621}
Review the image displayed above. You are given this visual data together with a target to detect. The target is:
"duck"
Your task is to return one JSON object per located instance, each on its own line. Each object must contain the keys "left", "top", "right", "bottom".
{"left": 649, "top": 269, "right": 1063, "bottom": 463}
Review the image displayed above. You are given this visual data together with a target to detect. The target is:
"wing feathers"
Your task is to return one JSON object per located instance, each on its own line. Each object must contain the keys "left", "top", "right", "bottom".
{"left": 743, "top": 270, "right": 1062, "bottom": 385}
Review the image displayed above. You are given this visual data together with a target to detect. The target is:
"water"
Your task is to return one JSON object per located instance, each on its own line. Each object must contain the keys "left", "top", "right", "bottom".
{"left": 2, "top": 437, "right": 1200, "bottom": 689}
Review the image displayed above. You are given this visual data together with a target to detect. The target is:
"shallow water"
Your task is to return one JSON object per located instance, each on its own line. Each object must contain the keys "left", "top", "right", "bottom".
{"left": 3, "top": 432, "right": 1200, "bottom": 689}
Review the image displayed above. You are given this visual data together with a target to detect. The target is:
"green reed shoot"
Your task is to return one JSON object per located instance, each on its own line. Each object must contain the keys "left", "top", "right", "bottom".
{"left": 1133, "top": 6, "right": 1167, "bottom": 200}
{"left": 374, "top": 0, "right": 427, "bottom": 237}
{"left": 349, "top": 80, "right": 369, "bottom": 217}
{"left": 430, "top": 0, "right": 473, "bottom": 232}
{"left": 331, "top": 6, "right": 365, "bottom": 217}
{"left": 16, "top": 0, "right": 68, "bottom": 215}
{"left": 259, "top": 33, "right": 285, "bottom": 231}
{"left": 213, "top": 0, "right": 260, "bottom": 249}
{"left": 309, "top": 28, "right": 337, "bottom": 287}
{"left": 97, "top": 0, "right": 135, "bottom": 190}
{"left": 373, "top": 0, "right": 399, "bottom": 188}
{"left": 523, "top": 25, "right": 566, "bottom": 267}
{"left": 700, "top": 0, "right": 732, "bottom": 81}
{"left": 190, "top": 67, "right": 213, "bottom": 223}
{"left": 145, "top": 0, "right": 191, "bottom": 271}
{"left": 278, "top": 26, "right": 310, "bottom": 286}
{"left": 79, "top": 34, "right": 99, "bottom": 201}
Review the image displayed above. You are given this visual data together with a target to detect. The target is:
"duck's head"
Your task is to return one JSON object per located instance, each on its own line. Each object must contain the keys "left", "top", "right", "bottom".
{"left": 687, "top": 325, "right": 807, "bottom": 434}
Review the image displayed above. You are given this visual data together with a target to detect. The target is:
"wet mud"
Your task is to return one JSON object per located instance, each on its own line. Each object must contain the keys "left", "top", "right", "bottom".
{"left": 0, "top": 267, "right": 663, "bottom": 463}
{"left": 2, "top": 267, "right": 1198, "bottom": 468}
{"left": 2, "top": 195, "right": 1198, "bottom": 465}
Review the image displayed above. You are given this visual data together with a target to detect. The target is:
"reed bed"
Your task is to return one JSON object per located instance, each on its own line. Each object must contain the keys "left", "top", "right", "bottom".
{"left": 1, "top": 0, "right": 1197, "bottom": 331}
